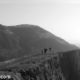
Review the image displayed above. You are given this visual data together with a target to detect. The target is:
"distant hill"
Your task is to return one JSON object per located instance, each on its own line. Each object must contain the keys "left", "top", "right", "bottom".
{"left": 0, "top": 24, "right": 78, "bottom": 62}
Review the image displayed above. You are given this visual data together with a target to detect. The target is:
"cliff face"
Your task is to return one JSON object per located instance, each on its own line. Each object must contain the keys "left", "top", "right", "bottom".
{"left": 59, "top": 50, "right": 80, "bottom": 80}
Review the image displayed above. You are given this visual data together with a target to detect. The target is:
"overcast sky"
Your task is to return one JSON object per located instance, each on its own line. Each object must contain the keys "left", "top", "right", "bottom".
{"left": 0, "top": 0, "right": 80, "bottom": 44}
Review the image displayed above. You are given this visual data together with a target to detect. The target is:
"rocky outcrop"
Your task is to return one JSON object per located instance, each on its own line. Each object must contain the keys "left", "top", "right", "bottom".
{"left": 1, "top": 50, "right": 80, "bottom": 80}
{"left": 0, "top": 51, "right": 65, "bottom": 80}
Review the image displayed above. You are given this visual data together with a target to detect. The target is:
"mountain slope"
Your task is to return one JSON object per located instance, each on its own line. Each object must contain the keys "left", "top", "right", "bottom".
{"left": 0, "top": 24, "right": 78, "bottom": 61}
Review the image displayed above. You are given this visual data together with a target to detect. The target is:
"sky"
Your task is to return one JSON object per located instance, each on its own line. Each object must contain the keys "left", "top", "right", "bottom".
{"left": 0, "top": 0, "right": 80, "bottom": 45}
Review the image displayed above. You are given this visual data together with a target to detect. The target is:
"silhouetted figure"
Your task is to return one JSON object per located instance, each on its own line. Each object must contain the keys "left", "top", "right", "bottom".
{"left": 44, "top": 48, "right": 47, "bottom": 53}
{"left": 41, "top": 48, "right": 48, "bottom": 54}
{"left": 49, "top": 48, "right": 51, "bottom": 51}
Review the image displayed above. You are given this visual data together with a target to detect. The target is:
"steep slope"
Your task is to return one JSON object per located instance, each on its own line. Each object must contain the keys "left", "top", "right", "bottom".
{"left": 8, "top": 24, "right": 77, "bottom": 52}
{"left": 59, "top": 50, "right": 80, "bottom": 80}
{"left": 0, "top": 24, "right": 78, "bottom": 62}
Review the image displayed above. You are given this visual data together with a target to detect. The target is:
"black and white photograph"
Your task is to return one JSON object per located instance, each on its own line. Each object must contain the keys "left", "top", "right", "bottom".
{"left": 0, "top": 0, "right": 80, "bottom": 80}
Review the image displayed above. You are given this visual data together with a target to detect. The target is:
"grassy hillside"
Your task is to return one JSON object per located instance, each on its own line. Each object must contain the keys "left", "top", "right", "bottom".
{"left": 0, "top": 24, "right": 78, "bottom": 62}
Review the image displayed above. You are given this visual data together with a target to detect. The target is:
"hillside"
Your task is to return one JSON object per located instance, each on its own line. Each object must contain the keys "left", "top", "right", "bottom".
{"left": 0, "top": 24, "right": 78, "bottom": 61}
